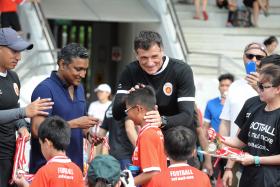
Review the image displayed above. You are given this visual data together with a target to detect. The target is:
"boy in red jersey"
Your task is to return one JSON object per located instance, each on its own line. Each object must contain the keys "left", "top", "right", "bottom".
{"left": 151, "top": 126, "right": 211, "bottom": 187}
{"left": 14, "top": 116, "right": 84, "bottom": 187}
{"left": 125, "top": 86, "right": 167, "bottom": 187}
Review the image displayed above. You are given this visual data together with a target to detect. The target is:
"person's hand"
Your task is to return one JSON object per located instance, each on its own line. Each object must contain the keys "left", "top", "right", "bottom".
{"left": 144, "top": 107, "right": 161, "bottom": 127}
{"left": 75, "top": 116, "right": 100, "bottom": 129}
{"left": 223, "top": 169, "right": 233, "bottom": 187}
{"left": 245, "top": 72, "right": 260, "bottom": 92}
{"left": 87, "top": 133, "right": 103, "bottom": 145}
{"left": 25, "top": 98, "right": 54, "bottom": 118}
{"left": 234, "top": 153, "right": 254, "bottom": 166}
{"left": 13, "top": 171, "right": 29, "bottom": 187}
{"left": 120, "top": 170, "right": 135, "bottom": 187}
{"left": 128, "top": 84, "right": 145, "bottom": 93}
{"left": 202, "top": 157, "right": 213, "bottom": 176}
{"left": 18, "top": 127, "right": 30, "bottom": 141}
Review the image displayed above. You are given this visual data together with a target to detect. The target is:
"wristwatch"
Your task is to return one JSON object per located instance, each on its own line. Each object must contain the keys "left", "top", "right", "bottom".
{"left": 160, "top": 116, "right": 168, "bottom": 129}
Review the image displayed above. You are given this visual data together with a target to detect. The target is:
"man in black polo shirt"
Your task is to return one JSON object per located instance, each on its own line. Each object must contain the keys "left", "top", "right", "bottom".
{"left": 112, "top": 31, "right": 213, "bottom": 174}
{"left": 0, "top": 27, "right": 33, "bottom": 187}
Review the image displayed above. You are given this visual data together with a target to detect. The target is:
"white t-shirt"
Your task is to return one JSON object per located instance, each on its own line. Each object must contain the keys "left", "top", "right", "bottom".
{"left": 220, "top": 79, "right": 258, "bottom": 137}
{"left": 88, "top": 100, "right": 112, "bottom": 121}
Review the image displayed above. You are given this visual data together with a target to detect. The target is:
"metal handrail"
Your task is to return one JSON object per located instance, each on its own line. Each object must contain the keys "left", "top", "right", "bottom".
{"left": 188, "top": 51, "right": 244, "bottom": 76}
{"left": 164, "top": 0, "right": 243, "bottom": 76}
{"left": 31, "top": 1, "right": 57, "bottom": 61}
{"left": 165, "top": 0, "right": 189, "bottom": 61}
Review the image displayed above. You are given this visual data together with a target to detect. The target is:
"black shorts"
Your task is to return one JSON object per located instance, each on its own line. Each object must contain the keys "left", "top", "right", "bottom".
{"left": 1, "top": 12, "right": 22, "bottom": 31}
{"left": 243, "top": 0, "right": 256, "bottom": 8}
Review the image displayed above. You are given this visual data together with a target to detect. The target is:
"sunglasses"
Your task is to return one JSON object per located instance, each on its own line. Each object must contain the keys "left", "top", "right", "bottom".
{"left": 125, "top": 105, "right": 137, "bottom": 114}
{"left": 245, "top": 53, "right": 265, "bottom": 61}
{"left": 257, "top": 82, "right": 274, "bottom": 91}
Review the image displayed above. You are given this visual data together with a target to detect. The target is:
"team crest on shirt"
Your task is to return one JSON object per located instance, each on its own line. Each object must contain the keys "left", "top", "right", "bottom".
{"left": 163, "top": 82, "right": 173, "bottom": 96}
{"left": 13, "top": 83, "right": 19, "bottom": 96}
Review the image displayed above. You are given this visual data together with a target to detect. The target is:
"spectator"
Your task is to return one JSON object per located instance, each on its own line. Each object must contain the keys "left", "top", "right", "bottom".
{"left": 0, "top": 0, "right": 23, "bottom": 33}
{"left": 0, "top": 27, "right": 33, "bottom": 187}
{"left": 223, "top": 64, "right": 280, "bottom": 187}
{"left": 14, "top": 116, "right": 84, "bottom": 187}
{"left": 263, "top": 36, "right": 278, "bottom": 55}
{"left": 29, "top": 43, "right": 99, "bottom": 174}
{"left": 112, "top": 30, "right": 213, "bottom": 176}
{"left": 204, "top": 73, "right": 234, "bottom": 132}
{"left": 125, "top": 86, "right": 167, "bottom": 187}
{"left": 203, "top": 73, "right": 234, "bottom": 185}
{"left": 222, "top": 54, "right": 280, "bottom": 187}
{"left": 220, "top": 42, "right": 268, "bottom": 187}
{"left": 194, "top": 0, "right": 209, "bottom": 20}
{"left": 88, "top": 83, "right": 112, "bottom": 155}
{"left": 92, "top": 103, "right": 136, "bottom": 170}
{"left": 216, "top": 0, "right": 237, "bottom": 26}
{"left": 151, "top": 126, "right": 211, "bottom": 187}
{"left": 243, "top": 0, "right": 269, "bottom": 27}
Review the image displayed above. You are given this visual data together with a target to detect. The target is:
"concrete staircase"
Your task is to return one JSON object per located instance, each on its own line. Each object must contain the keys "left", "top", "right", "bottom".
{"left": 173, "top": 0, "right": 280, "bottom": 78}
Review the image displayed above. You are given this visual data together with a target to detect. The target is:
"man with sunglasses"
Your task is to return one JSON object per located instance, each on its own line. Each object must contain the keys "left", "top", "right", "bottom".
{"left": 219, "top": 42, "right": 268, "bottom": 187}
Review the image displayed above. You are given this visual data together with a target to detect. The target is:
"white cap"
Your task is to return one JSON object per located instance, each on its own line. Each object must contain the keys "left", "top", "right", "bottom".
{"left": 94, "top": 84, "right": 111, "bottom": 93}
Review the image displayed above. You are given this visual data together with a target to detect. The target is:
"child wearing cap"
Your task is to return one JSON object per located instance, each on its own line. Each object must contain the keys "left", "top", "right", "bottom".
{"left": 14, "top": 116, "right": 84, "bottom": 187}
{"left": 87, "top": 155, "right": 122, "bottom": 187}
{"left": 125, "top": 86, "right": 167, "bottom": 187}
{"left": 150, "top": 126, "right": 211, "bottom": 187}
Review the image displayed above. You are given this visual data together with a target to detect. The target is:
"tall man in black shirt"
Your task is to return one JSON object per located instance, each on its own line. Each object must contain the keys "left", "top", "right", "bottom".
{"left": 0, "top": 27, "right": 33, "bottom": 187}
{"left": 112, "top": 30, "right": 213, "bottom": 174}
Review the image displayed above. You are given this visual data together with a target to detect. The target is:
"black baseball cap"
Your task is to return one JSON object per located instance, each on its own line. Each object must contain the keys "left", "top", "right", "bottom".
{"left": 0, "top": 27, "right": 33, "bottom": 51}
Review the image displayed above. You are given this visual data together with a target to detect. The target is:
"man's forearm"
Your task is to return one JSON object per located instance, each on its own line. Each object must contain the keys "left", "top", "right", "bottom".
{"left": 219, "top": 119, "right": 230, "bottom": 136}
{"left": 112, "top": 94, "right": 127, "bottom": 120}
{"left": 0, "top": 108, "right": 26, "bottom": 124}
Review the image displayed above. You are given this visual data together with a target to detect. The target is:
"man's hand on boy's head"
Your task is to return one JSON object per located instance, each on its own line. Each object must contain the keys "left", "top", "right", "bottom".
{"left": 128, "top": 83, "right": 146, "bottom": 93}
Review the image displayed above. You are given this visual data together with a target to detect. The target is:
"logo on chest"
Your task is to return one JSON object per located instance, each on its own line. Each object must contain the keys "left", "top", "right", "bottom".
{"left": 163, "top": 82, "right": 173, "bottom": 96}
{"left": 13, "top": 83, "right": 19, "bottom": 96}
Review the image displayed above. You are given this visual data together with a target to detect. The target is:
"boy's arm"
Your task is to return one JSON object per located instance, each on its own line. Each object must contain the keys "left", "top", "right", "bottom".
{"left": 125, "top": 119, "right": 138, "bottom": 147}
{"left": 196, "top": 126, "right": 213, "bottom": 176}
{"left": 134, "top": 171, "right": 159, "bottom": 186}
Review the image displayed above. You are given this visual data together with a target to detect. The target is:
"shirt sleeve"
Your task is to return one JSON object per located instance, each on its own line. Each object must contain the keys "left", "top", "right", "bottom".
{"left": 112, "top": 65, "right": 134, "bottom": 120}
{"left": 100, "top": 105, "right": 112, "bottom": 131}
{"left": 31, "top": 84, "right": 53, "bottom": 115}
{"left": 30, "top": 168, "right": 48, "bottom": 187}
{"left": 165, "top": 64, "right": 195, "bottom": 129}
{"left": 139, "top": 130, "right": 163, "bottom": 173}
{"left": 204, "top": 101, "right": 211, "bottom": 123}
{"left": 0, "top": 108, "right": 25, "bottom": 124}
{"left": 234, "top": 100, "right": 249, "bottom": 129}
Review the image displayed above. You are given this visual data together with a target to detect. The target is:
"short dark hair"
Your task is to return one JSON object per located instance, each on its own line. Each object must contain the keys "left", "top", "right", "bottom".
{"left": 38, "top": 116, "right": 71, "bottom": 151}
{"left": 218, "top": 73, "right": 234, "bottom": 82}
{"left": 126, "top": 85, "right": 156, "bottom": 111}
{"left": 260, "top": 54, "right": 280, "bottom": 67}
{"left": 264, "top": 36, "right": 278, "bottom": 46}
{"left": 57, "top": 43, "right": 89, "bottom": 65}
{"left": 134, "top": 31, "right": 163, "bottom": 51}
{"left": 164, "top": 126, "right": 197, "bottom": 161}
